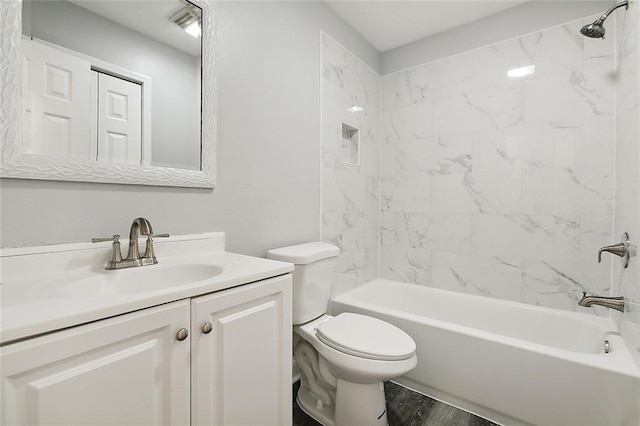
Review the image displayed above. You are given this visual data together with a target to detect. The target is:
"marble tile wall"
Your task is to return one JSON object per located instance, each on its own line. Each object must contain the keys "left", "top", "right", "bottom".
{"left": 614, "top": 4, "right": 640, "bottom": 367}
{"left": 380, "top": 17, "right": 617, "bottom": 315}
{"left": 321, "top": 33, "right": 380, "bottom": 296}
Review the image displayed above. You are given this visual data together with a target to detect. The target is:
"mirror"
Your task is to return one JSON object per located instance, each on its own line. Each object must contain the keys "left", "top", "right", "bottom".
{"left": 0, "top": 0, "right": 216, "bottom": 188}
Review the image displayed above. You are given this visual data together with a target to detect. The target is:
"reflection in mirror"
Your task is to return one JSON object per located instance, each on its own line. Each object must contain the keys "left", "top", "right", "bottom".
{"left": 22, "top": 0, "right": 202, "bottom": 171}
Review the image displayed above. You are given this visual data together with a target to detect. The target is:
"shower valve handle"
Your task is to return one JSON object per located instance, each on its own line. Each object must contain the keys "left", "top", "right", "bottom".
{"left": 598, "top": 243, "right": 627, "bottom": 262}
{"left": 598, "top": 232, "right": 636, "bottom": 268}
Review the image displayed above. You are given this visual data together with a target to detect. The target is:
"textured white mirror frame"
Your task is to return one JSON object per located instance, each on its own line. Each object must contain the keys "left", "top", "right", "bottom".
{"left": 0, "top": 0, "right": 217, "bottom": 188}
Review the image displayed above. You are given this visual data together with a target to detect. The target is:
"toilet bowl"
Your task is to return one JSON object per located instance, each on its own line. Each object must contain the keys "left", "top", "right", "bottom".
{"left": 267, "top": 242, "right": 417, "bottom": 426}
{"left": 296, "top": 313, "right": 416, "bottom": 384}
{"left": 294, "top": 313, "right": 417, "bottom": 426}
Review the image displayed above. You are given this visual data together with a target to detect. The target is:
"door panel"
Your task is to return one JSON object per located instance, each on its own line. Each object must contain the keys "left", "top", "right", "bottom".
{"left": 22, "top": 39, "right": 92, "bottom": 160}
{"left": 97, "top": 73, "right": 142, "bottom": 165}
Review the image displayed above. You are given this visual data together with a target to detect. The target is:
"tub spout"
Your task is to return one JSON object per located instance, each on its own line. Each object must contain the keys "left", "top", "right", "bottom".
{"left": 578, "top": 292, "right": 625, "bottom": 312}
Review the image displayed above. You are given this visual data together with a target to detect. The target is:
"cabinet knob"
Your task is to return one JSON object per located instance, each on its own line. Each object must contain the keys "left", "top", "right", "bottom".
{"left": 202, "top": 322, "right": 213, "bottom": 334}
{"left": 176, "top": 328, "right": 189, "bottom": 341}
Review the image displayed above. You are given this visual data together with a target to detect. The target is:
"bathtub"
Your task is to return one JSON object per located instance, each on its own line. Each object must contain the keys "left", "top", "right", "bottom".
{"left": 330, "top": 279, "right": 640, "bottom": 426}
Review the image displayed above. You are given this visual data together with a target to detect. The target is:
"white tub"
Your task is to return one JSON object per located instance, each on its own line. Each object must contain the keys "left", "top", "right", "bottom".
{"left": 330, "top": 279, "right": 640, "bottom": 426}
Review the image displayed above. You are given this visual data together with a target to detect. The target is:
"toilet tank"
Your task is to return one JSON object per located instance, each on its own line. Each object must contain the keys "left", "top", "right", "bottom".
{"left": 267, "top": 242, "right": 339, "bottom": 325}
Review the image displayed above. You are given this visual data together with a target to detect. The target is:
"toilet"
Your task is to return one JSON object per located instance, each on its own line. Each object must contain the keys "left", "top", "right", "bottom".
{"left": 267, "top": 242, "right": 417, "bottom": 426}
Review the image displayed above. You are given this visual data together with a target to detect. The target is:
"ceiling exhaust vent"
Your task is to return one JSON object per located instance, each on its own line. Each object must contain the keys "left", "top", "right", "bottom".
{"left": 169, "top": 2, "right": 201, "bottom": 37}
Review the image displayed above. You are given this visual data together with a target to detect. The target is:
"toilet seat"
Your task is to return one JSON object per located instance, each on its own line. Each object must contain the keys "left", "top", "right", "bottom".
{"left": 315, "top": 313, "right": 415, "bottom": 361}
{"left": 295, "top": 313, "right": 418, "bottom": 385}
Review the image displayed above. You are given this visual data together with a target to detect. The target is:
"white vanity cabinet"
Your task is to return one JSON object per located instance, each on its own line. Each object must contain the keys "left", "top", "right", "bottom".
{"left": 1, "top": 300, "right": 192, "bottom": 425}
{"left": 1, "top": 274, "right": 292, "bottom": 426}
{"left": 191, "top": 275, "right": 292, "bottom": 426}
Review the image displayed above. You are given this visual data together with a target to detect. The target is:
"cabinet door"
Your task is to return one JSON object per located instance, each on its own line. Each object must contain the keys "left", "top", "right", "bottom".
{"left": 191, "top": 275, "right": 292, "bottom": 426}
{"left": 1, "top": 300, "right": 191, "bottom": 426}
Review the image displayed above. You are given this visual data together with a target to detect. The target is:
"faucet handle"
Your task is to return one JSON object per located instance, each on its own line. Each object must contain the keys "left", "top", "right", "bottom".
{"left": 598, "top": 232, "right": 636, "bottom": 268}
{"left": 597, "top": 243, "right": 626, "bottom": 263}
{"left": 91, "top": 235, "right": 120, "bottom": 243}
{"left": 92, "top": 235, "right": 123, "bottom": 269}
{"left": 142, "top": 233, "right": 170, "bottom": 263}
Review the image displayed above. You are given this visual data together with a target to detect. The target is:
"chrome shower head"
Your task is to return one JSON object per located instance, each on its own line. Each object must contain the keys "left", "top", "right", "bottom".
{"left": 580, "top": 19, "right": 606, "bottom": 38}
{"left": 580, "top": 0, "right": 629, "bottom": 39}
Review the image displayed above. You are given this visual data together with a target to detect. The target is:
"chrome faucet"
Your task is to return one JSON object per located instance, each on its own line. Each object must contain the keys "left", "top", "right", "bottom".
{"left": 578, "top": 292, "right": 625, "bottom": 312}
{"left": 92, "top": 217, "right": 169, "bottom": 270}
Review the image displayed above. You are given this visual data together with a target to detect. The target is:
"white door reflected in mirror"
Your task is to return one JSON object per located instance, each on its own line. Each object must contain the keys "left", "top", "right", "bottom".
{"left": 22, "top": 39, "right": 92, "bottom": 160}
{"left": 22, "top": 0, "right": 200, "bottom": 171}
{"left": 95, "top": 73, "right": 143, "bottom": 165}
{"left": 1, "top": 0, "right": 216, "bottom": 188}
{"left": 24, "top": 39, "right": 145, "bottom": 165}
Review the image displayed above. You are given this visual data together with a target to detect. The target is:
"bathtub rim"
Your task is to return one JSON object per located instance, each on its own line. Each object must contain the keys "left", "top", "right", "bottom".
{"left": 330, "top": 279, "right": 640, "bottom": 379}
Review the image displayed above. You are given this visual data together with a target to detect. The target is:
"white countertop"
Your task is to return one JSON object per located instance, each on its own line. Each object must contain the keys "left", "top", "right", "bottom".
{"left": 0, "top": 233, "right": 294, "bottom": 344}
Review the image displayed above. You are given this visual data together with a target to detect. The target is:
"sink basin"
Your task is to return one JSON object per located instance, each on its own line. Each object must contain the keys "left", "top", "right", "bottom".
{"left": 31, "top": 263, "right": 224, "bottom": 298}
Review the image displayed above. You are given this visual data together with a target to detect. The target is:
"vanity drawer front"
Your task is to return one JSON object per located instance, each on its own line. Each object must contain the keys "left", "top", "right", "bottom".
{"left": 1, "top": 300, "right": 191, "bottom": 426}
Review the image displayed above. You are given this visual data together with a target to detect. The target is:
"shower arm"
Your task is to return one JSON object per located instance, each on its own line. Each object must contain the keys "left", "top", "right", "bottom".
{"left": 598, "top": 0, "right": 629, "bottom": 22}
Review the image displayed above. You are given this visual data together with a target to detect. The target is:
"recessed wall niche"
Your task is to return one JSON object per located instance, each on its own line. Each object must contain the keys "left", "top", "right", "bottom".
{"left": 341, "top": 123, "right": 359, "bottom": 166}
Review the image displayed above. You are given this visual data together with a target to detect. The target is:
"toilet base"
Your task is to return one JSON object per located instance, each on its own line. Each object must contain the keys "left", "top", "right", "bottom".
{"left": 297, "top": 379, "right": 388, "bottom": 426}
{"left": 297, "top": 386, "right": 336, "bottom": 426}
{"left": 335, "top": 379, "right": 388, "bottom": 426}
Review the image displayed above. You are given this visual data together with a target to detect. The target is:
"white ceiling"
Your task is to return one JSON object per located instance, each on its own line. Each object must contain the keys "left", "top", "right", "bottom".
{"left": 325, "top": 0, "right": 529, "bottom": 52}
{"left": 70, "top": 1, "right": 201, "bottom": 57}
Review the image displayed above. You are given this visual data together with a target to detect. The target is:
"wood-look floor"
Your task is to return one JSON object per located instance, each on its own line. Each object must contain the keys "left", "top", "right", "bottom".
{"left": 293, "top": 381, "right": 498, "bottom": 426}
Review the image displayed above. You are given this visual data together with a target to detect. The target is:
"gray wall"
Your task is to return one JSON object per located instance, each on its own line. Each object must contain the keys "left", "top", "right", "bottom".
{"left": 382, "top": 1, "right": 612, "bottom": 74}
{"left": 23, "top": 0, "right": 201, "bottom": 170}
{"left": 1, "top": 1, "right": 380, "bottom": 256}
{"left": 7, "top": 1, "right": 603, "bottom": 255}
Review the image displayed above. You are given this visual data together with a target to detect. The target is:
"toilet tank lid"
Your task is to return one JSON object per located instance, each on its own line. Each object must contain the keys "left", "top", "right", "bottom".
{"left": 267, "top": 242, "right": 339, "bottom": 264}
